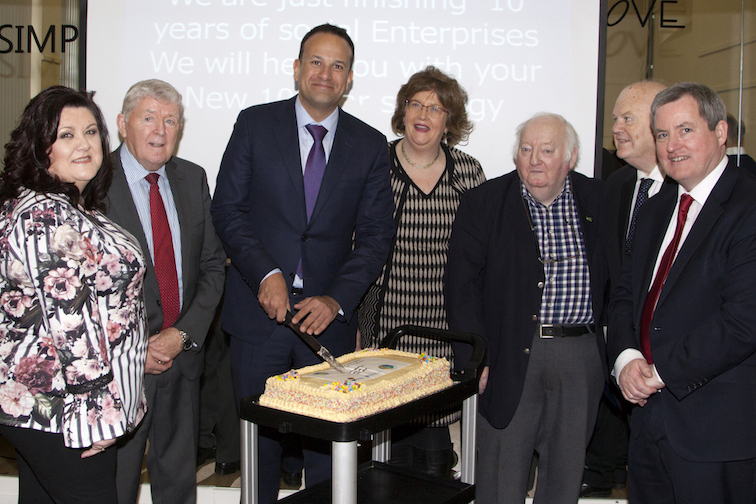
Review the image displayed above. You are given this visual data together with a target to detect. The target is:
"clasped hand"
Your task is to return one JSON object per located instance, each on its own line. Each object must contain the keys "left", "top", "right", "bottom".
{"left": 618, "top": 358, "right": 665, "bottom": 406}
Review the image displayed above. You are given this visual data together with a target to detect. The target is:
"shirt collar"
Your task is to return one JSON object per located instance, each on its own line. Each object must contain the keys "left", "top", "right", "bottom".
{"left": 295, "top": 96, "right": 339, "bottom": 133}
{"left": 521, "top": 174, "right": 572, "bottom": 207}
{"left": 120, "top": 144, "right": 169, "bottom": 185}
{"left": 681, "top": 154, "right": 728, "bottom": 205}
{"left": 637, "top": 165, "right": 664, "bottom": 183}
{"left": 726, "top": 146, "right": 747, "bottom": 156}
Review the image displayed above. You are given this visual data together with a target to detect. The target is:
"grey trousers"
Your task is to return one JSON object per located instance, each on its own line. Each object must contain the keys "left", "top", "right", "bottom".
{"left": 116, "top": 365, "right": 200, "bottom": 504}
{"left": 476, "top": 331, "right": 604, "bottom": 504}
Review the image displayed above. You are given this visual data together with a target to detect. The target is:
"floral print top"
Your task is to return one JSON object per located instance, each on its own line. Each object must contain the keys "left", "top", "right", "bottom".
{"left": 0, "top": 189, "right": 148, "bottom": 448}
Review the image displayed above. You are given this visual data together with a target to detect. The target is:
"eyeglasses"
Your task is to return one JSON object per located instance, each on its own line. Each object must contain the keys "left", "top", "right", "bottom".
{"left": 522, "top": 196, "right": 581, "bottom": 264}
{"left": 405, "top": 99, "right": 448, "bottom": 119}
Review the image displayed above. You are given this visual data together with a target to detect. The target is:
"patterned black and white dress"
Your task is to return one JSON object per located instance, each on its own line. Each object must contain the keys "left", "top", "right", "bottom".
{"left": 359, "top": 139, "right": 485, "bottom": 403}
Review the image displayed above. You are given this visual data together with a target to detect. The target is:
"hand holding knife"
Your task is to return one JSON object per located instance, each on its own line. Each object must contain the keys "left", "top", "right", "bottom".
{"left": 284, "top": 310, "right": 348, "bottom": 373}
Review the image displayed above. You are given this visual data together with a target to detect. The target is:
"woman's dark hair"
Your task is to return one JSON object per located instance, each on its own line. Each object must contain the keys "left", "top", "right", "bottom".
{"left": 1, "top": 86, "right": 112, "bottom": 212}
{"left": 391, "top": 66, "right": 474, "bottom": 147}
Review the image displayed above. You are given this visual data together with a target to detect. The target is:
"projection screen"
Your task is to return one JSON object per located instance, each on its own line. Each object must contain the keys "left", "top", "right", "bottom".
{"left": 87, "top": 0, "right": 603, "bottom": 188}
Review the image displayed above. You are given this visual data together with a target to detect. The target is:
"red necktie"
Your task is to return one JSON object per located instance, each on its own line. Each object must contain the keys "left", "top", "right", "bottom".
{"left": 639, "top": 194, "right": 694, "bottom": 363}
{"left": 146, "top": 173, "right": 180, "bottom": 329}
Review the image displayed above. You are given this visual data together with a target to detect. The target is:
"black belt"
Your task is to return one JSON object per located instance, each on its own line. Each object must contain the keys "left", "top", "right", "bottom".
{"left": 538, "top": 324, "right": 595, "bottom": 338}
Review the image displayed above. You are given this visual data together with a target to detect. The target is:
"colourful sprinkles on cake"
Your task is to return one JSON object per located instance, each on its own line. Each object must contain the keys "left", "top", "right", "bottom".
{"left": 276, "top": 370, "right": 300, "bottom": 381}
{"left": 324, "top": 378, "right": 362, "bottom": 393}
{"left": 419, "top": 352, "right": 437, "bottom": 363}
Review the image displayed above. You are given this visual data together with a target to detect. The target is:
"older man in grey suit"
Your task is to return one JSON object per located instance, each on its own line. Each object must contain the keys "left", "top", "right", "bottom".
{"left": 106, "top": 79, "right": 226, "bottom": 504}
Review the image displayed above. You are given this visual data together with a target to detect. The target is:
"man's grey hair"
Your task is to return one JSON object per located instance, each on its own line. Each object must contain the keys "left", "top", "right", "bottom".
{"left": 121, "top": 79, "right": 184, "bottom": 124}
{"left": 651, "top": 82, "right": 726, "bottom": 132}
{"left": 512, "top": 112, "right": 580, "bottom": 168}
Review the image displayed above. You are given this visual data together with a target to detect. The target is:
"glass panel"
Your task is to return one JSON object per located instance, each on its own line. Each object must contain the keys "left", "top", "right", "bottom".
{"left": 603, "top": 0, "right": 754, "bottom": 177}
{"left": 0, "top": 0, "right": 83, "bottom": 155}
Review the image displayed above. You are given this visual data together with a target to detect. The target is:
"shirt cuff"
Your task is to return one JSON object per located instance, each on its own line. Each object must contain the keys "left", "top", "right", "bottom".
{"left": 614, "top": 348, "right": 645, "bottom": 378}
{"left": 261, "top": 268, "right": 282, "bottom": 285}
{"left": 613, "top": 349, "right": 665, "bottom": 387}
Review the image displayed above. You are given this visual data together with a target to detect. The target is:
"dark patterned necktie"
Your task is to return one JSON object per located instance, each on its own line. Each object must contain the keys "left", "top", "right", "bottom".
{"left": 625, "top": 178, "right": 654, "bottom": 255}
{"left": 639, "top": 194, "right": 694, "bottom": 363}
{"left": 146, "top": 173, "right": 180, "bottom": 329}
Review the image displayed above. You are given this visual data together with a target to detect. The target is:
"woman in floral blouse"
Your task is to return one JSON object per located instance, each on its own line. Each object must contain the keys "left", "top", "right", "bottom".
{"left": 0, "top": 86, "right": 148, "bottom": 503}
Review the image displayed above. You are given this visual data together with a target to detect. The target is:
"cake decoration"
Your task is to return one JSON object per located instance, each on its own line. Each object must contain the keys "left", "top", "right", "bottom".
{"left": 325, "top": 378, "right": 362, "bottom": 393}
{"left": 276, "top": 370, "right": 299, "bottom": 381}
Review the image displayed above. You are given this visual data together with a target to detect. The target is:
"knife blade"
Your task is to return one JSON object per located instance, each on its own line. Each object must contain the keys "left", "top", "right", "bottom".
{"left": 284, "top": 311, "right": 349, "bottom": 373}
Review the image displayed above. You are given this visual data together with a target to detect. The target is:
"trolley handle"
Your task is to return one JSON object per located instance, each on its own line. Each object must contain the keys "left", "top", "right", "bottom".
{"left": 379, "top": 325, "right": 486, "bottom": 382}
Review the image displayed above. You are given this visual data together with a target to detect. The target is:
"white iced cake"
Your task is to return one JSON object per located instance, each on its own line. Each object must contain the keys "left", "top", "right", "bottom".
{"left": 258, "top": 348, "right": 453, "bottom": 422}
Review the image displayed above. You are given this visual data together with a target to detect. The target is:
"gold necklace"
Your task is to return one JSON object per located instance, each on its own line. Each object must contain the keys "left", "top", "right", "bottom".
{"left": 401, "top": 140, "right": 441, "bottom": 170}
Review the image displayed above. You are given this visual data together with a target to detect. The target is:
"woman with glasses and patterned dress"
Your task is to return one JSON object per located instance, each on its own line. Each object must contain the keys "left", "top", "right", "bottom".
{"left": 358, "top": 66, "right": 485, "bottom": 478}
{"left": 0, "top": 87, "right": 148, "bottom": 503}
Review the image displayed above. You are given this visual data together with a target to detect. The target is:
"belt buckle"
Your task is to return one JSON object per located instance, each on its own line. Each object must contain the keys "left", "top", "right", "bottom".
{"left": 539, "top": 324, "right": 554, "bottom": 339}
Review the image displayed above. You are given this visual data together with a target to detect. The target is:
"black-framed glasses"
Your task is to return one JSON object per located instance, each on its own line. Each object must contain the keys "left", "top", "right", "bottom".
{"left": 522, "top": 196, "right": 581, "bottom": 264}
{"left": 405, "top": 99, "right": 448, "bottom": 119}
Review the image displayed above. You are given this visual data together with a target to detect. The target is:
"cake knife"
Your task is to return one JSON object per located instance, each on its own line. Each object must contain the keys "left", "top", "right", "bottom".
{"left": 284, "top": 311, "right": 349, "bottom": 373}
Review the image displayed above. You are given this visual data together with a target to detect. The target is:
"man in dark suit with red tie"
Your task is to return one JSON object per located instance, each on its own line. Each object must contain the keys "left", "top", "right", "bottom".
{"left": 211, "top": 24, "right": 394, "bottom": 504}
{"left": 609, "top": 82, "right": 756, "bottom": 503}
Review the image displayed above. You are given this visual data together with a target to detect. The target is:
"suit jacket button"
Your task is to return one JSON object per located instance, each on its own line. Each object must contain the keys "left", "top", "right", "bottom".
{"left": 537, "top": 282, "right": 544, "bottom": 289}
{"left": 687, "top": 386, "right": 693, "bottom": 391}
{"left": 301, "top": 235, "right": 308, "bottom": 241}
{"left": 531, "top": 314, "right": 538, "bottom": 321}
{"left": 524, "top": 348, "right": 530, "bottom": 355}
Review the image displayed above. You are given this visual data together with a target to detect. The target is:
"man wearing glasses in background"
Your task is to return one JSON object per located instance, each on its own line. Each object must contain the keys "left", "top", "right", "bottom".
{"left": 446, "top": 113, "right": 607, "bottom": 504}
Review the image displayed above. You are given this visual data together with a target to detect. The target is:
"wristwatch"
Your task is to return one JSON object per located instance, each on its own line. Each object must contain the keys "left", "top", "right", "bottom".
{"left": 178, "top": 330, "right": 196, "bottom": 351}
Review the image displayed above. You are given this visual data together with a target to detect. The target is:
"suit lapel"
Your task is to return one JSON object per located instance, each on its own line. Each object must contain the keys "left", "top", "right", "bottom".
{"left": 507, "top": 175, "right": 540, "bottom": 261}
{"left": 617, "top": 177, "right": 635, "bottom": 250}
{"left": 165, "top": 159, "right": 189, "bottom": 292}
{"left": 637, "top": 183, "right": 676, "bottom": 306}
{"left": 108, "top": 148, "right": 161, "bottom": 302}
{"left": 570, "top": 172, "right": 599, "bottom": 257}
{"left": 274, "top": 99, "right": 306, "bottom": 214}
{"left": 658, "top": 163, "right": 737, "bottom": 305}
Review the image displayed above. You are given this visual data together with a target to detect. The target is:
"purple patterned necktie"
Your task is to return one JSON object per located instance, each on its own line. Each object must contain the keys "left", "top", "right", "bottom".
{"left": 297, "top": 124, "right": 328, "bottom": 280}
{"left": 303, "top": 124, "right": 327, "bottom": 221}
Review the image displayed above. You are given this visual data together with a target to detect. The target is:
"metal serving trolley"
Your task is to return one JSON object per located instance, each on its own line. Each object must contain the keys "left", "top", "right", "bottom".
{"left": 239, "top": 326, "right": 486, "bottom": 504}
